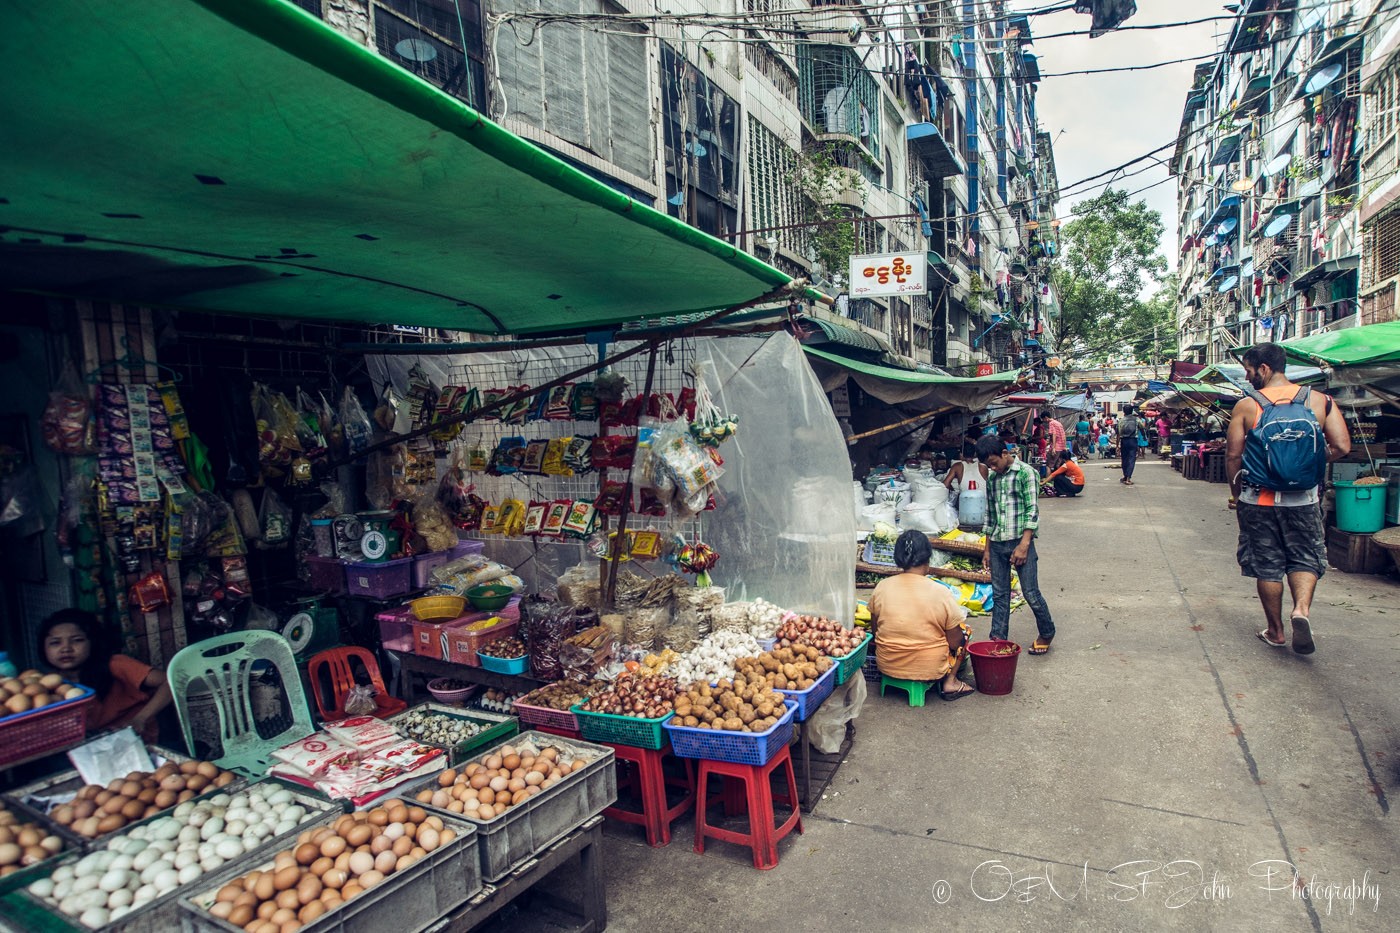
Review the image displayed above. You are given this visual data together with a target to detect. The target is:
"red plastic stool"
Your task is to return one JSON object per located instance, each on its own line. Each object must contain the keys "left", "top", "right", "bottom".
{"left": 535, "top": 724, "right": 583, "bottom": 740}
{"left": 603, "top": 741, "right": 695, "bottom": 847}
{"left": 694, "top": 744, "right": 803, "bottom": 869}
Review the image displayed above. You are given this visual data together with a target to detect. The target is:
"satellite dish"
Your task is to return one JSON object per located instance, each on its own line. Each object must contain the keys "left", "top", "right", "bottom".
{"left": 282, "top": 612, "right": 316, "bottom": 656}
{"left": 394, "top": 38, "right": 437, "bottom": 63}
{"left": 1264, "top": 153, "right": 1292, "bottom": 176}
{"left": 1231, "top": 176, "right": 1255, "bottom": 192}
{"left": 1218, "top": 217, "right": 1238, "bottom": 236}
{"left": 1217, "top": 274, "right": 1239, "bottom": 293}
{"left": 1263, "top": 212, "right": 1292, "bottom": 236}
{"left": 1304, "top": 62, "right": 1343, "bottom": 95}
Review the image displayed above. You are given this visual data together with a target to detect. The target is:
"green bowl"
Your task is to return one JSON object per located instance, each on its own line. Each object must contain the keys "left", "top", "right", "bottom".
{"left": 466, "top": 583, "right": 515, "bottom": 610}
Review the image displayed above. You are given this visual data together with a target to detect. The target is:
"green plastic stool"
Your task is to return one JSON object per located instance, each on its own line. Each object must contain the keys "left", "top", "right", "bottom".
{"left": 880, "top": 676, "right": 929, "bottom": 707}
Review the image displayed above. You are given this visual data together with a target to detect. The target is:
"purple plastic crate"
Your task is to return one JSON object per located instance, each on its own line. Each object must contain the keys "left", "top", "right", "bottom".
{"left": 305, "top": 556, "right": 346, "bottom": 596}
{"left": 775, "top": 663, "right": 837, "bottom": 722}
{"left": 663, "top": 702, "right": 796, "bottom": 765}
{"left": 414, "top": 540, "right": 488, "bottom": 588}
{"left": 344, "top": 557, "right": 413, "bottom": 599}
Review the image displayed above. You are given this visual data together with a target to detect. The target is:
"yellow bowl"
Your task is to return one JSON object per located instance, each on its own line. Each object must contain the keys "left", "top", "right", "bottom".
{"left": 410, "top": 595, "right": 466, "bottom": 621}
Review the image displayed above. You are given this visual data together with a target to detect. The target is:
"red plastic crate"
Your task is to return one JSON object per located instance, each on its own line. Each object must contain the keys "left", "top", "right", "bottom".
{"left": 0, "top": 686, "right": 95, "bottom": 769}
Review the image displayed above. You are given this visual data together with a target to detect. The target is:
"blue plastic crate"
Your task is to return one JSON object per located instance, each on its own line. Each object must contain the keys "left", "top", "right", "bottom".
{"left": 775, "top": 663, "right": 837, "bottom": 722}
{"left": 663, "top": 702, "right": 796, "bottom": 765}
{"left": 477, "top": 651, "right": 529, "bottom": 675}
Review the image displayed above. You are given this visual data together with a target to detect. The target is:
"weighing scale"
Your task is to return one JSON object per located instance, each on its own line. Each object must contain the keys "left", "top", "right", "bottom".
{"left": 281, "top": 595, "right": 341, "bottom": 662}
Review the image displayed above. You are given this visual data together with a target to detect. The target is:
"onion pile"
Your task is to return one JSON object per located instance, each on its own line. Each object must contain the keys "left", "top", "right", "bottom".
{"left": 47, "top": 760, "right": 237, "bottom": 838}
{"left": 578, "top": 673, "right": 678, "bottom": 719}
{"left": 413, "top": 742, "right": 591, "bottom": 820}
{"left": 0, "top": 804, "right": 64, "bottom": 877}
{"left": 774, "top": 615, "right": 863, "bottom": 657}
{"left": 27, "top": 784, "right": 311, "bottom": 929}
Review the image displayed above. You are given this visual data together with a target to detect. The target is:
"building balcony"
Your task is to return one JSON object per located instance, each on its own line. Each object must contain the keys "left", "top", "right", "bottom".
{"left": 907, "top": 123, "right": 966, "bottom": 178}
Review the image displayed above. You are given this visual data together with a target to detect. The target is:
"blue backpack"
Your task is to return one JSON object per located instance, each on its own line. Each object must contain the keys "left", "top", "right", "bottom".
{"left": 1241, "top": 385, "right": 1329, "bottom": 491}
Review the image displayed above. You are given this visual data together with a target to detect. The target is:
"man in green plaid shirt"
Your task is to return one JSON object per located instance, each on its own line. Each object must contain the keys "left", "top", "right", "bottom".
{"left": 976, "top": 435, "right": 1056, "bottom": 654}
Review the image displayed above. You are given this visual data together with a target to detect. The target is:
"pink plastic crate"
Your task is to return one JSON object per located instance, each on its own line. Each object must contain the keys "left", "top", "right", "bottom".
{"left": 306, "top": 556, "right": 346, "bottom": 596}
{"left": 344, "top": 557, "right": 413, "bottom": 599}
{"left": 375, "top": 605, "right": 416, "bottom": 653}
{"left": 444, "top": 617, "right": 520, "bottom": 666}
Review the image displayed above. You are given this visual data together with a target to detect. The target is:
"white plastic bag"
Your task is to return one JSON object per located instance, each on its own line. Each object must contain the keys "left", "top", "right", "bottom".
{"left": 860, "top": 503, "right": 895, "bottom": 529}
{"left": 809, "top": 675, "right": 865, "bottom": 753}
{"left": 899, "top": 503, "right": 942, "bottom": 533}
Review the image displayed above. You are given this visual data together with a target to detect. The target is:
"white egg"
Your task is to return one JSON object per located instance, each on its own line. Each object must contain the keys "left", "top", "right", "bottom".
{"left": 70, "top": 873, "right": 99, "bottom": 895}
{"left": 131, "top": 848, "right": 162, "bottom": 872}
{"left": 152, "top": 820, "right": 182, "bottom": 842}
{"left": 139, "top": 862, "right": 166, "bottom": 885}
{"left": 383, "top": 823, "right": 404, "bottom": 840}
{"left": 283, "top": 805, "right": 306, "bottom": 823}
{"left": 75, "top": 853, "right": 104, "bottom": 875}
{"left": 272, "top": 821, "right": 296, "bottom": 837}
{"left": 121, "top": 836, "right": 149, "bottom": 856}
{"left": 58, "top": 895, "right": 83, "bottom": 916}
{"left": 209, "top": 793, "right": 232, "bottom": 808}
{"left": 28, "top": 878, "right": 56, "bottom": 899}
{"left": 266, "top": 789, "right": 293, "bottom": 806}
{"left": 52, "top": 878, "right": 74, "bottom": 900}
{"left": 223, "top": 819, "right": 246, "bottom": 838}
{"left": 224, "top": 808, "right": 248, "bottom": 826}
{"left": 186, "top": 809, "right": 209, "bottom": 828}
{"left": 78, "top": 906, "right": 110, "bottom": 928}
{"left": 107, "top": 887, "right": 133, "bottom": 908}
{"left": 53, "top": 864, "right": 75, "bottom": 883}
{"left": 109, "top": 854, "right": 134, "bottom": 872}
{"left": 177, "top": 825, "right": 200, "bottom": 845}
{"left": 152, "top": 868, "right": 180, "bottom": 894}
{"left": 244, "top": 823, "right": 271, "bottom": 842}
{"left": 200, "top": 817, "right": 224, "bottom": 840}
{"left": 126, "top": 825, "right": 149, "bottom": 841}
{"left": 109, "top": 905, "right": 131, "bottom": 922}
{"left": 172, "top": 802, "right": 195, "bottom": 820}
{"left": 199, "top": 855, "right": 223, "bottom": 872}
{"left": 177, "top": 863, "right": 201, "bottom": 885}
{"left": 214, "top": 838, "right": 245, "bottom": 861}
{"left": 132, "top": 883, "right": 157, "bottom": 905}
{"left": 97, "top": 869, "right": 129, "bottom": 892}
{"left": 174, "top": 850, "right": 199, "bottom": 870}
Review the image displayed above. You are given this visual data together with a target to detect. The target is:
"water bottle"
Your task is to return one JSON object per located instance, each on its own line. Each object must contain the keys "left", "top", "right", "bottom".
{"left": 0, "top": 652, "right": 17, "bottom": 679}
{"left": 958, "top": 476, "right": 987, "bottom": 527}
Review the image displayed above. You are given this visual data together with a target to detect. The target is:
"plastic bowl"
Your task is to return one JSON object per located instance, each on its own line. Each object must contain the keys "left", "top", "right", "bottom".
{"left": 427, "top": 677, "right": 477, "bottom": 704}
{"left": 466, "top": 584, "right": 516, "bottom": 611}
{"left": 411, "top": 595, "right": 466, "bottom": 621}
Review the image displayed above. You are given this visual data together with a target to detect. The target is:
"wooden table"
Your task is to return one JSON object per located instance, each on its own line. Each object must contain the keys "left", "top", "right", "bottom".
{"left": 433, "top": 815, "right": 606, "bottom": 932}
{"left": 391, "top": 650, "right": 545, "bottom": 704}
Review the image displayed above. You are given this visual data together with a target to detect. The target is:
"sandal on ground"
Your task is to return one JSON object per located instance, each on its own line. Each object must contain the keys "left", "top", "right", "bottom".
{"left": 940, "top": 683, "right": 974, "bottom": 702}
{"left": 1028, "top": 639, "right": 1053, "bottom": 655}
{"left": 1290, "top": 616, "right": 1316, "bottom": 655}
{"left": 1256, "top": 630, "right": 1287, "bottom": 648}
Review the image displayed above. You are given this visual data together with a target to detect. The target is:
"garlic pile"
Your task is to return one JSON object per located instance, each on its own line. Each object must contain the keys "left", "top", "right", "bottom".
{"left": 28, "top": 784, "right": 312, "bottom": 928}
{"left": 744, "top": 598, "right": 787, "bottom": 639}
{"left": 667, "top": 630, "right": 763, "bottom": 687}
{"left": 396, "top": 709, "right": 489, "bottom": 747}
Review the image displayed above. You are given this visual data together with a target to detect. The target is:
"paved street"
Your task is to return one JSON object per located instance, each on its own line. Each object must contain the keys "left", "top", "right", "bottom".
{"left": 511, "top": 458, "right": 1399, "bottom": 933}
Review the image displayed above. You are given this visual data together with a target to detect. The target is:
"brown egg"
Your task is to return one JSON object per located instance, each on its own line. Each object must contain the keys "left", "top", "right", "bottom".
{"left": 318, "top": 891, "right": 342, "bottom": 910}
{"left": 406, "top": 806, "right": 427, "bottom": 824}
{"left": 214, "top": 772, "right": 237, "bottom": 788}
{"left": 494, "top": 790, "right": 513, "bottom": 806}
{"left": 501, "top": 754, "right": 521, "bottom": 771}
{"left": 423, "top": 816, "right": 443, "bottom": 832}
{"left": 276, "top": 887, "right": 301, "bottom": 910}
{"left": 373, "top": 850, "right": 396, "bottom": 874}
{"left": 184, "top": 774, "right": 210, "bottom": 793}
{"left": 257, "top": 901, "right": 278, "bottom": 921}
{"left": 153, "top": 789, "right": 177, "bottom": 809}
{"left": 176, "top": 789, "right": 196, "bottom": 803}
{"left": 308, "top": 856, "right": 332, "bottom": 877}
{"left": 437, "top": 769, "right": 457, "bottom": 787}
{"left": 409, "top": 846, "right": 426, "bottom": 859}
{"left": 273, "top": 865, "right": 301, "bottom": 891}
{"left": 343, "top": 823, "right": 372, "bottom": 848}
{"left": 15, "top": 828, "right": 38, "bottom": 848}
{"left": 340, "top": 881, "right": 363, "bottom": 900}
{"left": 319, "top": 836, "right": 346, "bottom": 859}
{"left": 395, "top": 854, "right": 417, "bottom": 872}
{"left": 152, "top": 763, "right": 177, "bottom": 780}
{"left": 366, "top": 809, "right": 388, "bottom": 827}
{"left": 159, "top": 774, "right": 185, "bottom": 792}
{"left": 332, "top": 851, "right": 351, "bottom": 872}
{"left": 121, "top": 799, "right": 145, "bottom": 820}
{"left": 484, "top": 755, "right": 503, "bottom": 770}
{"left": 468, "top": 773, "right": 490, "bottom": 791}
{"left": 477, "top": 804, "right": 495, "bottom": 819}
{"left": 386, "top": 806, "right": 408, "bottom": 825}
{"left": 417, "top": 828, "right": 440, "bottom": 852}
{"left": 309, "top": 827, "right": 334, "bottom": 846}
{"left": 196, "top": 760, "right": 219, "bottom": 779}
{"left": 228, "top": 904, "right": 254, "bottom": 927}
{"left": 119, "top": 780, "right": 143, "bottom": 798}
{"left": 96, "top": 814, "right": 125, "bottom": 834}
{"left": 137, "top": 787, "right": 159, "bottom": 804}
{"left": 294, "top": 843, "right": 319, "bottom": 866}
{"left": 369, "top": 834, "right": 392, "bottom": 855}
{"left": 270, "top": 908, "right": 297, "bottom": 926}
{"left": 29, "top": 693, "right": 51, "bottom": 709}
{"left": 391, "top": 836, "right": 413, "bottom": 857}
{"left": 298, "top": 900, "right": 326, "bottom": 923}
{"left": 210, "top": 901, "right": 235, "bottom": 920}
{"left": 254, "top": 871, "right": 277, "bottom": 902}
{"left": 179, "top": 760, "right": 200, "bottom": 775}
{"left": 274, "top": 852, "right": 298, "bottom": 870}
{"left": 320, "top": 867, "right": 348, "bottom": 890}
{"left": 235, "top": 890, "right": 260, "bottom": 908}
{"left": 216, "top": 883, "right": 243, "bottom": 903}
{"left": 357, "top": 870, "right": 384, "bottom": 890}
{"left": 21, "top": 683, "right": 44, "bottom": 697}
{"left": 295, "top": 875, "right": 322, "bottom": 905}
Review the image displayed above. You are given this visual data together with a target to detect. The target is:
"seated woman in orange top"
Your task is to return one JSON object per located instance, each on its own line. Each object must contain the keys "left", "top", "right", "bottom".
{"left": 39, "top": 609, "right": 172, "bottom": 742}
{"left": 868, "top": 530, "right": 974, "bottom": 701}
{"left": 1042, "top": 453, "right": 1085, "bottom": 498}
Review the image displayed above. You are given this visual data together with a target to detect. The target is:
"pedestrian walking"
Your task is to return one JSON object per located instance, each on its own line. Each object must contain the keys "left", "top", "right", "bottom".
{"left": 976, "top": 435, "right": 1056, "bottom": 654}
{"left": 1089, "top": 418, "right": 1101, "bottom": 457}
{"left": 1116, "top": 405, "right": 1146, "bottom": 485}
{"left": 1038, "top": 414, "right": 1067, "bottom": 458}
{"left": 1074, "top": 412, "right": 1091, "bottom": 458}
{"left": 1226, "top": 343, "right": 1351, "bottom": 654}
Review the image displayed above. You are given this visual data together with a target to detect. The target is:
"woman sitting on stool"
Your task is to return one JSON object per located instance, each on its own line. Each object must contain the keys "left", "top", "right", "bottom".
{"left": 868, "top": 530, "right": 974, "bottom": 701}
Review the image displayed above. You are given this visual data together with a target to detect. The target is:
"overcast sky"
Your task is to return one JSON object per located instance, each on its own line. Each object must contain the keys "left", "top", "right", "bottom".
{"left": 1022, "top": 0, "right": 1230, "bottom": 270}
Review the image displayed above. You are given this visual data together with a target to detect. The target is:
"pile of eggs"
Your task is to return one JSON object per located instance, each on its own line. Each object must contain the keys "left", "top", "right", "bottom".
{"left": 27, "top": 784, "right": 311, "bottom": 929}
{"left": 48, "top": 760, "right": 237, "bottom": 838}
{"left": 412, "top": 743, "right": 590, "bottom": 820}
{"left": 0, "top": 804, "right": 65, "bottom": 877}
{"left": 198, "top": 802, "right": 456, "bottom": 933}
{"left": 1, "top": 670, "right": 86, "bottom": 716}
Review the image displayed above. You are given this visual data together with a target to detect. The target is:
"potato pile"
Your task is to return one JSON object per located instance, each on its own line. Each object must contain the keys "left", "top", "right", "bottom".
{"left": 49, "top": 760, "right": 237, "bottom": 838}
{"left": 672, "top": 675, "right": 788, "bottom": 733}
{"left": 413, "top": 742, "right": 591, "bottom": 820}
{"left": 774, "top": 615, "right": 863, "bottom": 657}
{"left": 734, "top": 647, "right": 833, "bottom": 691}
{"left": 199, "top": 803, "right": 455, "bottom": 932}
{"left": 577, "top": 673, "right": 678, "bottom": 719}
{"left": 1, "top": 670, "right": 86, "bottom": 716}
{"left": 478, "top": 636, "right": 526, "bottom": 659}
{"left": 515, "top": 681, "right": 594, "bottom": 712}
{"left": 0, "top": 804, "right": 64, "bottom": 876}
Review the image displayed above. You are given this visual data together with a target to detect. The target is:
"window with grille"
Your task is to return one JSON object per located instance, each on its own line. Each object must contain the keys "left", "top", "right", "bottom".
{"left": 746, "top": 116, "right": 804, "bottom": 257}
{"left": 289, "top": 0, "right": 322, "bottom": 17}
{"left": 373, "top": 0, "right": 485, "bottom": 110}
{"left": 1373, "top": 206, "right": 1400, "bottom": 283}
{"left": 662, "top": 44, "right": 741, "bottom": 238}
{"left": 796, "top": 45, "right": 881, "bottom": 158}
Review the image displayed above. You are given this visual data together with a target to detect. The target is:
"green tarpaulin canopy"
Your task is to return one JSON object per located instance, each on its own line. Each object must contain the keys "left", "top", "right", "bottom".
{"left": 0, "top": 0, "right": 795, "bottom": 334}
{"left": 802, "top": 345, "right": 1022, "bottom": 411}
{"left": 1277, "top": 321, "right": 1400, "bottom": 368}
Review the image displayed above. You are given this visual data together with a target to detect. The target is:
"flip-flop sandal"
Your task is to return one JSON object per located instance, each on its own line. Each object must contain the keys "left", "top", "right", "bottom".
{"left": 941, "top": 684, "right": 974, "bottom": 702}
{"left": 1256, "top": 630, "right": 1287, "bottom": 648}
{"left": 1290, "top": 616, "right": 1315, "bottom": 655}
{"left": 1028, "top": 640, "right": 1052, "bottom": 655}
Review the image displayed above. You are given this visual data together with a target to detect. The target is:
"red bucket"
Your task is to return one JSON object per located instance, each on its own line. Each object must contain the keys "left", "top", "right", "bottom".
{"left": 967, "top": 640, "right": 1021, "bottom": 695}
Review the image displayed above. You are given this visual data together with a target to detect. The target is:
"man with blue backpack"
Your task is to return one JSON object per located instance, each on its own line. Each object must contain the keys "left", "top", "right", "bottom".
{"left": 1226, "top": 343, "right": 1351, "bottom": 655}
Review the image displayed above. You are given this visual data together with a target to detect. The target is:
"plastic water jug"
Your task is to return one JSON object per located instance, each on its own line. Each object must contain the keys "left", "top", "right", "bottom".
{"left": 0, "top": 652, "right": 16, "bottom": 679}
{"left": 958, "top": 476, "right": 987, "bottom": 527}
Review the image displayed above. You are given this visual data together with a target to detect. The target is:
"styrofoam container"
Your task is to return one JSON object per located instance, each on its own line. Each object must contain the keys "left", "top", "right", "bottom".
{"left": 400, "top": 730, "right": 616, "bottom": 881}
{"left": 178, "top": 810, "right": 481, "bottom": 933}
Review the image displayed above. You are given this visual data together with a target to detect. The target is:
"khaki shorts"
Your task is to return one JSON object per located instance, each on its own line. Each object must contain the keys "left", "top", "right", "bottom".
{"left": 1235, "top": 501, "right": 1326, "bottom": 582}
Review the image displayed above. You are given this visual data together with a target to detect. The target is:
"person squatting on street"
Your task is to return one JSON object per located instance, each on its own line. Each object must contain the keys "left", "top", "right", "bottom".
{"left": 867, "top": 530, "right": 974, "bottom": 701}
{"left": 977, "top": 436, "right": 1056, "bottom": 654}
{"left": 1226, "top": 342, "right": 1350, "bottom": 654}
{"left": 1042, "top": 451, "right": 1085, "bottom": 498}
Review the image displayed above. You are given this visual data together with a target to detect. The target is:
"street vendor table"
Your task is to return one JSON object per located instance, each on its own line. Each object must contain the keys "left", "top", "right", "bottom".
{"left": 391, "top": 649, "right": 545, "bottom": 704}
{"left": 433, "top": 815, "right": 606, "bottom": 933}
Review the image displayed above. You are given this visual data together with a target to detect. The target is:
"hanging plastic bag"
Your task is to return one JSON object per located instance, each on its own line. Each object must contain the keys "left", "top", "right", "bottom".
{"left": 650, "top": 418, "right": 722, "bottom": 500}
{"left": 343, "top": 685, "right": 378, "bottom": 716}
{"left": 257, "top": 488, "right": 293, "bottom": 548}
{"left": 40, "top": 361, "right": 95, "bottom": 455}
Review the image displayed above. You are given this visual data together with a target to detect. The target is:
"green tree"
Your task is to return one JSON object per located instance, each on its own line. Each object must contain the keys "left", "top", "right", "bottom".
{"left": 1050, "top": 188, "right": 1169, "bottom": 365}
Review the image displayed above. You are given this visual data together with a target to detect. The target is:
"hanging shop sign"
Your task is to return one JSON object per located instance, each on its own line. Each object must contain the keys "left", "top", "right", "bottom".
{"left": 848, "top": 252, "right": 928, "bottom": 297}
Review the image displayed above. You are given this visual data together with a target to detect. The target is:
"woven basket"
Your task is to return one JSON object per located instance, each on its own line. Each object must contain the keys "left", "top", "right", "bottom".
{"left": 928, "top": 535, "right": 986, "bottom": 557}
{"left": 1373, "top": 526, "right": 1400, "bottom": 574}
{"left": 931, "top": 566, "right": 993, "bottom": 584}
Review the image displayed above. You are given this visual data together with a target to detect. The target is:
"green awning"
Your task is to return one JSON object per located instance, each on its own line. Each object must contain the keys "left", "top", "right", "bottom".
{"left": 803, "top": 345, "right": 1022, "bottom": 411}
{"left": 1278, "top": 321, "right": 1400, "bottom": 368}
{"left": 803, "top": 346, "right": 1019, "bottom": 384}
{"left": 804, "top": 318, "right": 888, "bottom": 354}
{"left": 0, "top": 0, "right": 796, "bottom": 334}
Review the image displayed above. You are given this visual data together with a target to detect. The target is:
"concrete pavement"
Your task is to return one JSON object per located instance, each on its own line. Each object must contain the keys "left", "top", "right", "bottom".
{"left": 493, "top": 458, "right": 1399, "bottom": 932}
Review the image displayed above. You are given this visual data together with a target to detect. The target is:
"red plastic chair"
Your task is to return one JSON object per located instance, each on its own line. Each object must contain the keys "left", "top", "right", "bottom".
{"left": 306, "top": 646, "right": 408, "bottom": 721}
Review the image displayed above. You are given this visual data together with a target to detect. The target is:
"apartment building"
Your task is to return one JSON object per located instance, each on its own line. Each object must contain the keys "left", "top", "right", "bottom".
{"left": 1172, "top": 0, "right": 1393, "bottom": 363}
{"left": 298, "top": 0, "right": 1058, "bottom": 373}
